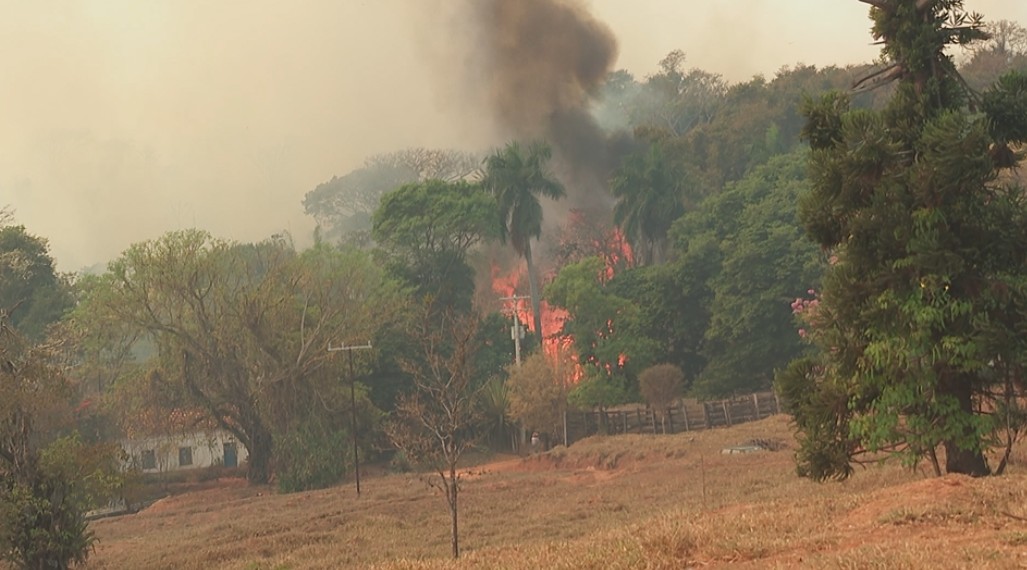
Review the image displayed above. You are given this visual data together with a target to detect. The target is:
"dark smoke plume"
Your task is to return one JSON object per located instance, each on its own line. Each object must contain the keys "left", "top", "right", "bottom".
{"left": 467, "top": 0, "right": 633, "bottom": 206}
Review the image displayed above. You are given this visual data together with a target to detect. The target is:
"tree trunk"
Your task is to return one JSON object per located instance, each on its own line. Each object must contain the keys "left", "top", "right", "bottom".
{"left": 524, "top": 241, "right": 543, "bottom": 341}
{"left": 940, "top": 373, "right": 990, "bottom": 477}
{"left": 246, "top": 426, "right": 274, "bottom": 484}
{"left": 448, "top": 464, "right": 459, "bottom": 558}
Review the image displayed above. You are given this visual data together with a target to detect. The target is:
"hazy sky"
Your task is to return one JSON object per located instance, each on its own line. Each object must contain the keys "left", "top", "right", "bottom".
{"left": 2, "top": 1, "right": 1024, "bottom": 271}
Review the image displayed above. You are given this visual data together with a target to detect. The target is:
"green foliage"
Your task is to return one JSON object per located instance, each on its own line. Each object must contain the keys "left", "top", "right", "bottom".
{"left": 482, "top": 140, "right": 566, "bottom": 339}
{"left": 546, "top": 257, "right": 659, "bottom": 388}
{"left": 775, "top": 357, "right": 855, "bottom": 481}
{"left": 473, "top": 311, "right": 538, "bottom": 384}
{"left": 303, "top": 148, "right": 480, "bottom": 244}
{"left": 0, "top": 470, "right": 95, "bottom": 570}
{"left": 39, "top": 433, "right": 128, "bottom": 510}
{"left": 506, "top": 352, "right": 567, "bottom": 438}
{"left": 658, "top": 151, "right": 822, "bottom": 398}
{"left": 567, "top": 372, "right": 631, "bottom": 412}
{"left": 0, "top": 325, "right": 96, "bottom": 569}
{"left": 476, "top": 376, "right": 514, "bottom": 450}
{"left": 0, "top": 225, "right": 73, "bottom": 341}
{"left": 786, "top": 0, "right": 1027, "bottom": 478}
{"left": 373, "top": 179, "right": 498, "bottom": 313}
{"left": 611, "top": 141, "right": 687, "bottom": 265}
{"left": 273, "top": 415, "right": 352, "bottom": 493}
{"left": 982, "top": 71, "right": 1027, "bottom": 153}
{"left": 79, "top": 231, "right": 405, "bottom": 484}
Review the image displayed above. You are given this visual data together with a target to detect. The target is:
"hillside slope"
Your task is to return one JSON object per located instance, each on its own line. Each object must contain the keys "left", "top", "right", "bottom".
{"left": 83, "top": 416, "right": 1027, "bottom": 569}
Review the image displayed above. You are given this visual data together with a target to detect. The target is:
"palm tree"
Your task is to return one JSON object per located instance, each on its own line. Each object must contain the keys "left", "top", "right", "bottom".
{"left": 610, "top": 143, "right": 685, "bottom": 265}
{"left": 482, "top": 141, "right": 565, "bottom": 341}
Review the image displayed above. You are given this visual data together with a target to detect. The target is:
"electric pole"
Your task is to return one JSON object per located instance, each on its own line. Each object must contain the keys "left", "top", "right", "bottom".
{"left": 328, "top": 341, "right": 373, "bottom": 496}
{"left": 499, "top": 294, "right": 530, "bottom": 366}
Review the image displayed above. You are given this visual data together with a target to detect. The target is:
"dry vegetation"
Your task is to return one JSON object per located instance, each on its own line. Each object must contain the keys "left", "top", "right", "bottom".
{"left": 80, "top": 416, "right": 1027, "bottom": 569}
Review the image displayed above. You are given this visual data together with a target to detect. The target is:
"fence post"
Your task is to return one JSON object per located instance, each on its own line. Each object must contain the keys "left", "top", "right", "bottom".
{"left": 681, "top": 399, "right": 690, "bottom": 432}
{"left": 702, "top": 401, "right": 709, "bottom": 429}
{"left": 774, "top": 391, "right": 782, "bottom": 414}
{"left": 752, "top": 393, "right": 760, "bottom": 419}
{"left": 722, "top": 400, "right": 732, "bottom": 426}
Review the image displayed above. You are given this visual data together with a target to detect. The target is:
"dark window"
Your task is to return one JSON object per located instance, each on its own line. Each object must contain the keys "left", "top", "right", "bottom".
{"left": 178, "top": 446, "right": 193, "bottom": 467}
{"left": 223, "top": 442, "right": 238, "bottom": 468}
{"left": 141, "top": 449, "right": 156, "bottom": 470}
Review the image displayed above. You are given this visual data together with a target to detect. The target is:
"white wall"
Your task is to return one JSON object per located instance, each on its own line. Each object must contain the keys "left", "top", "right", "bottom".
{"left": 121, "top": 429, "right": 249, "bottom": 473}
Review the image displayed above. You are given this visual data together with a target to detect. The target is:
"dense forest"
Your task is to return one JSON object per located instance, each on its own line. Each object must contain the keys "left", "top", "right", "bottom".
{"left": 3, "top": 4, "right": 1027, "bottom": 566}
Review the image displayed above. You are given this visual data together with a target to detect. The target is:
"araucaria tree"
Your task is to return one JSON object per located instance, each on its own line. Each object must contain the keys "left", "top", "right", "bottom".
{"left": 386, "top": 306, "right": 486, "bottom": 559}
{"left": 482, "top": 140, "right": 566, "bottom": 340}
{"left": 778, "top": 0, "right": 1027, "bottom": 478}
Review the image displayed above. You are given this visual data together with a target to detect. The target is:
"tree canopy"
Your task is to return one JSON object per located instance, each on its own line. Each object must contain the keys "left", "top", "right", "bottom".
{"left": 482, "top": 140, "right": 566, "bottom": 340}
{"left": 778, "top": 0, "right": 1027, "bottom": 479}
{"left": 77, "top": 230, "right": 406, "bottom": 484}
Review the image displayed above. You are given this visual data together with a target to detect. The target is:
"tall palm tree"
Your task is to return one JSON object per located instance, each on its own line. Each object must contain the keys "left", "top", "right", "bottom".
{"left": 611, "top": 143, "right": 685, "bottom": 265}
{"left": 482, "top": 141, "right": 566, "bottom": 341}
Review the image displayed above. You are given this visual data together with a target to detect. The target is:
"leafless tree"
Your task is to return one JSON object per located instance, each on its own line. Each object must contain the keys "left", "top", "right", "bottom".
{"left": 386, "top": 305, "right": 485, "bottom": 559}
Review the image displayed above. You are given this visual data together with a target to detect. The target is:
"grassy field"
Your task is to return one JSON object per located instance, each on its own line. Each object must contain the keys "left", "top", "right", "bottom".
{"left": 81, "top": 416, "right": 1027, "bottom": 569}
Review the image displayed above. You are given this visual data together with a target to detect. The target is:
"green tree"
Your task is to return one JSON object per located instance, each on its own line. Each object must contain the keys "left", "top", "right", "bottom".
{"left": 546, "top": 256, "right": 659, "bottom": 392}
{"left": 482, "top": 140, "right": 566, "bottom": 340}
{"left": 79, "top": 231, "right": 404, "bottom": 484}
{"left": 780, "top": 0, "right": 1027, "bottom": 479}
{"left": 691, "top": 152, "right": 823, "bottom": 397}
{"left": 611, "top": 142, "right": 686, "bottom": 265}
{"left": 304, "top": 148, "right": 479, "bottom": 244}
{"left": 567, "top": 371, "right": 631, "bottom": 433}
{"left": 0, "top": 225, "right": 73, "bottom": 341}
{"left": 0, "top": 323, "right": 95, "bottom": 570}
{"left": 372, "top": 179, "right": 498, "bottom": 313}
{"left": 505, "top": 352, "right": 569, "bottom": 442}
{"left": 638, "top": 151, "right": 822, "bottom": 397}
{"left": 630, "top": 50, "right": 726, "bottom": 136}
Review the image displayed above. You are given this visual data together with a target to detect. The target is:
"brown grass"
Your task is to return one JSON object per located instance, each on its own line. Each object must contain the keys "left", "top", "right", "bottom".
{"left": 77, "top": 416, "right": 1027, "bottom": 569}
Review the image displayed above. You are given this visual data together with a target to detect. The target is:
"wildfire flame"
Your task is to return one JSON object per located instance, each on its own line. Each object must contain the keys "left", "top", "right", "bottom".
{"left": 489, "top": 214, "right": 635, "bottom": 386}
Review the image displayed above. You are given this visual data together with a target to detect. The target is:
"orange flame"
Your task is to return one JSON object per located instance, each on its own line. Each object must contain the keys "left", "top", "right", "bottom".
{"left": 490, "top": 214, "right": 635, "bottom": 387}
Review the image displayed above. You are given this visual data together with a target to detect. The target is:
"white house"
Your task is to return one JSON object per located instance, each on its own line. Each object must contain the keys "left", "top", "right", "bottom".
{"left": 121, "top": 429, "right": 247, "bottom": 474}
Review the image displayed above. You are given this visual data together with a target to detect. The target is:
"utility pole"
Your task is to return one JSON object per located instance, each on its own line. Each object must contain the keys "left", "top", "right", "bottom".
{"left": 500, "top": 294, "right": 530, "bottom": 453}
{"left": 502, "top": 294, "right": 568, "bottom": 447}
{"left": 328, "top": 341, "right": 373, "bottom": 496}
{"left": 499, "top": 294, "right": 530, "bottom": 366}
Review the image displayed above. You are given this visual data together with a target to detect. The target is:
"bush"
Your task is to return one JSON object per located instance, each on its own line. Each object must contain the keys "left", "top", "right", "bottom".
{"left": 639, "top": 364, "right": 684, "bottom": 414}
{"left": 273, "top": 416, "right": 352, "bottom": 493}
{"left": 0, "top": 469, "right": 95, "bottom": 570}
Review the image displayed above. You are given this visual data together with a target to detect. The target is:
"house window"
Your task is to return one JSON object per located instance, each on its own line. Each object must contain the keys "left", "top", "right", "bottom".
{"left": 179, "top": 446, "right": 193, "bottom": 467}
{"left": 141, "top": 450, "right": 156, "bottom": 470}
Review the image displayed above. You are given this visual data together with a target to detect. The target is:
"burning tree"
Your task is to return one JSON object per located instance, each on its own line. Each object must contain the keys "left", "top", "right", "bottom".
{"left": 482, "top": 140, "right": 566, "bottom": 341}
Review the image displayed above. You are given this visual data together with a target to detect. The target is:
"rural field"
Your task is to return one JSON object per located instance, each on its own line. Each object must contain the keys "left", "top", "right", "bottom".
{"left": 84, "top": 416, "right": 1027, "bottom": 569}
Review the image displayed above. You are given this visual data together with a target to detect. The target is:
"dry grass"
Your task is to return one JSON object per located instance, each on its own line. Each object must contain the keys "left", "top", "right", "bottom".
{"left": 77, "top": 416, "right": 1027, "bottom": 569}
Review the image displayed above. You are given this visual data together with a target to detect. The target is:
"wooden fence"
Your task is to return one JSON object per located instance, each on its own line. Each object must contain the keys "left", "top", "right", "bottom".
{"left": 566, "top": 391, "right": 782, "bottom": 442}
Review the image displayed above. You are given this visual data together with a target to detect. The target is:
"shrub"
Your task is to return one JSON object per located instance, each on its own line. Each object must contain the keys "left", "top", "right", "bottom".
{"left": 0, "top": 469, "right": 95, "bottom": 570}
{"left": 273, "top": 416, "right": 352, "bottom": 493}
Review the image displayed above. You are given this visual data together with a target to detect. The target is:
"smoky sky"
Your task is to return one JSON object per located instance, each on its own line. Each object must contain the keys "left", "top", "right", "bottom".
{"left": 438, "top": 0, "right": 635, "bottom": 209}
{"left": 1, "top": 0, "right": 1023, "bottom": 271}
